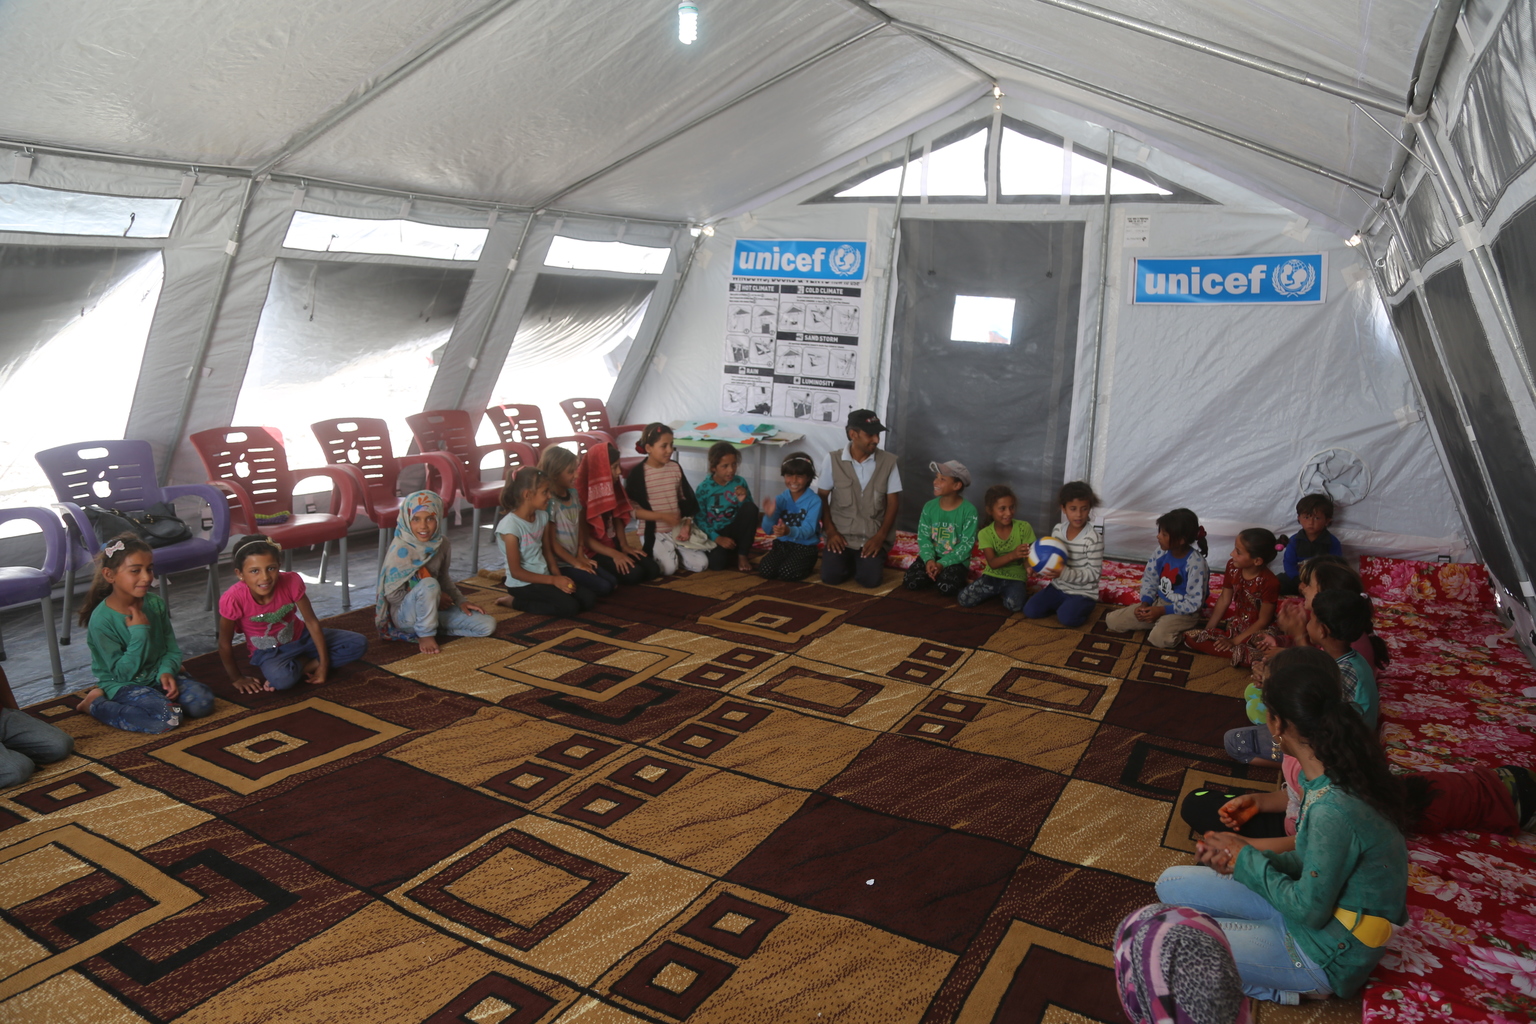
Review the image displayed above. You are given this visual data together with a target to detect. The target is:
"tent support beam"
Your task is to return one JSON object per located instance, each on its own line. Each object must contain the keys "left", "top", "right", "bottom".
{"left": 532, "top": 23, "right": 887, "bottom": 210}
{"left": 834, "top": 0, "right": 996, "bottom": 87}
{"left": 1083, "top": 131, "right": 1115, "bottom": 487}
{"left": 614, "top": 234, "right": 706, "bottom": 423}
{"left": 1414, "top": 121, "right": 1536, "bottom": 409}
{"left": 1381, "top": 0, "right": 1465, "bottom": 200}
{"left": 160, "top": 176, "right": 259, "bottom": 485}
{"left": 869, "top": 135, "right": 913, "bottom": 415}
{"left": 900, "top": 24, "right": 1384, "bottom": 198}
{"left": 450, "top": 212, "right": 540, "bottom": 410}
{"left": 252, "top": 0, "right": 534, "bottom": 177}
{"left": 1384, "top": 201, "right": 1534, "bottom": 610}
{"left": 1032, "top": 0, "right": 1406, "bottom": 115}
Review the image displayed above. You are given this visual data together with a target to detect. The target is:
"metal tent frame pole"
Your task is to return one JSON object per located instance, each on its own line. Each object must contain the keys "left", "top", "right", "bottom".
{"left": 1083, "top": 131, "right": 1115, "bottom": 487}
{"left": 614, "top": 232, "right": 707, "bottom": 423}
{"left": 450, "top": 211, "right": 540, "bottom": 409}
{"left": 1034, "top": 0, "right": 1405, "bottom": 114}
{"left": 1380, "top": 0, "right": 1466, "bottom": 200}
{"left": 869, "top": 135, "right": 914, "bottom": 417}
{"left": 900, "top": 25, "right": 1382, "bottom": 197}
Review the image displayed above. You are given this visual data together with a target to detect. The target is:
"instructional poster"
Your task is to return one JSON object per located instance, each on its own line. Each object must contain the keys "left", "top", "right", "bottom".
{"left": 722, "top": 239, "right": 867, "bottom": 423}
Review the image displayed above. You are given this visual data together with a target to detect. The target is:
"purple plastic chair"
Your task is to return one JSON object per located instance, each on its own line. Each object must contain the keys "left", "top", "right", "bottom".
{"left": 36, "top": 440, "right": 231, "bottom": 645}
{"left": 0, "top": 507, "right": 68, "bottom": 685}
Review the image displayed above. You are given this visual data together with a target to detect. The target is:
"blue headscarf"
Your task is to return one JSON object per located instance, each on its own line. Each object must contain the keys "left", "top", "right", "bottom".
{"left": 375, "top": 490, "right": 446, "bottom": 639}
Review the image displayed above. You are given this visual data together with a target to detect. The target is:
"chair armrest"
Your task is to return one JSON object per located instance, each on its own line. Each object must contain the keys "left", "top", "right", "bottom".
{"left": 542, "top": 433, "right": 596, "bottom": 451}
{"left": 475, "top": 441, "right": 539, "bottom": 476}
{"left": 162, "top": 483, "right": 233, "bottom": 547}
{"left": 290, "top": 466, "right": 362, "bottom": 526}
{"left": 207, "top": 479, "right": 260, "bottom": 536}
{"left": 0, "top": 507, "right": 69, "bottom": 581}
{"left": 398, "top": 452, "right": 460, "bottom": 508}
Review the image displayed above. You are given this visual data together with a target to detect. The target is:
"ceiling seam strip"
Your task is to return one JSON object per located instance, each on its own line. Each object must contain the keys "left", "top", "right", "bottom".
{"left": 530, "top": 21, "right": 888, "bottom": 211}
{"left": 1032, "top": 0, "right": 1406, "bottom": 115}
{"left": 833, "top": 0, "right": 997, "bottom": 88}
{"left": 898, "top": 23, "right": 1383, "bottom": 197}
{"left": 0, "top": 136, "right": 684, "bottom": 228}
{"left": 251, "top": 0, "right": 536, "bottom": 177}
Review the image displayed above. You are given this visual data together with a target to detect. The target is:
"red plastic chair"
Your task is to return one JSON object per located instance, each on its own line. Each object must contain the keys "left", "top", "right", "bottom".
{"left": 485, "top": 403, "right": 601, "bottom": 456}
{"left": 189, "top": 426, "right": 362, "bottom": 610}
{"left": 310, "top": 418, "right": 461, "bottom": 566}
{"left": 405, "top": 410, "right": 537, "bottom": 572}
{"left": 559, "top": 397, "right": 646, "bottom": 471}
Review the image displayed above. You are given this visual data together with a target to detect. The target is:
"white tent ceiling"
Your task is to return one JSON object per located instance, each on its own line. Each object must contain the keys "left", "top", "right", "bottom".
{"left": 0, "top": 0, "right": 1441, "bottom": 231}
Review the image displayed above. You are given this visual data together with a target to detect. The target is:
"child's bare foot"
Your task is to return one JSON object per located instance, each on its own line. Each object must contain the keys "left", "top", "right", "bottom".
{"left": 736, "top": 554, "right": 753, "bottom": 573}
{"left": 418, "top": 636, "right": 441, "bottom": 655}
{"left": 76, "top": 687, "right": 103, "bottom": 713}
{"left": 495, "top": 595, "right": 514, "bottom": 608}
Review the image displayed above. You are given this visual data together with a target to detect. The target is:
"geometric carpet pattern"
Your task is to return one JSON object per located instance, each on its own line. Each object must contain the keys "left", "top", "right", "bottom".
{"left": 1, "top": 567, "right": 1357, "bottom": 1023}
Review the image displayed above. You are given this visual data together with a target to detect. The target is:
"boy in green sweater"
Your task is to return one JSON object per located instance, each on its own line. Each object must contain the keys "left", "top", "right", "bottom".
{"left": 903, "top": 460, "right": 978, "bottom": 597}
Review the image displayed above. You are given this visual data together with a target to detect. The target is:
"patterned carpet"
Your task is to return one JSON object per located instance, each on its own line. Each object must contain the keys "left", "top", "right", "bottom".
{"left": 1, "top": 566, "right": 1364, "bottom": 1023}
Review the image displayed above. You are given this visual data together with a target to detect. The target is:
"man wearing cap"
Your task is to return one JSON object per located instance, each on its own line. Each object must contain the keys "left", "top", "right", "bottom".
{"left": 815, "top": 409, "right": 901, "bottom": 587}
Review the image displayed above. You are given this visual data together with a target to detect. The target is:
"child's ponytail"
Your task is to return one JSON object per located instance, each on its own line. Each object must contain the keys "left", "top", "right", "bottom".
{"left": 637, "top": 422, "right": 672, "bottom": 456}
{"left": 78, "top": 532, "right": 153, "bottom": 626}
{"left": 500, "top": 466, "right": 546, "bottom": 517}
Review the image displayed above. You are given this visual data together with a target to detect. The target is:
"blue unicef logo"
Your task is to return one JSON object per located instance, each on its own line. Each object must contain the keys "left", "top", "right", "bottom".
{"left": 1273, "top": 258, "right": 1317, "bottom": 297}
{"left": 828, "top": 244, "right": 861, "bottom": 277}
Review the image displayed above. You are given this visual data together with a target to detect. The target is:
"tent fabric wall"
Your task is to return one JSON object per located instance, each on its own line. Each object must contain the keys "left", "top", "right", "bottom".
{"left": 626, "top": 96, "right": 1465, "bottom": 564}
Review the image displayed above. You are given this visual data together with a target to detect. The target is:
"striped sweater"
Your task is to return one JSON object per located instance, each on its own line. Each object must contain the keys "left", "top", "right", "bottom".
{"left": 1050, "top": 520, "right": 1104, "bottom": 599}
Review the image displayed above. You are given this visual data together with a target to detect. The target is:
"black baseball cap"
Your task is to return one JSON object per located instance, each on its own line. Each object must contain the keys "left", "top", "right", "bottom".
{"left": 846, "top": 409, "right": 886, "bottom": 433}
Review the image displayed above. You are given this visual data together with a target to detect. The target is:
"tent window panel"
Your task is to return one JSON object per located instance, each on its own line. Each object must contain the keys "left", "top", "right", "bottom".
{"left": 923, "top": 127, "right": 988, "bottom": 197}
{"left": 999, "top": 129, "right": 1066, "bottom": 196}
{"left": 1389, "top": 294, "right": 1517, "bottom": 587}
{"left": 544, "top": 236, "right": 671, "bottom": 275}
{"left": 1450, "top": 0, "right": 1536, "bottom": 216}
{"left": 1400, "top": 175, "right": 1454, "bottom": 263}
{"left": 0, "top": 246, "right": 164, "bottom": 533}
{"left": 1491, "top": 196, "right": 1536, "bottom": 406}
{"left": 283, "top": 211, "right": 487, "bottom": 262}
{"left": 233, "top": 259, "right": 472, "bottom": 472}
{"left": 479, "top": 275, "right": 653, "bottom": 446}
{"left": 835, "top": 160, "right": 922, "bottom": 198}
{"left": 950, "top": 295, "right": 1015, "bottom": 343}
{"left": 0, "top": 183, "right": 180, "bottom": 237}
{"left": 1422, "top": 264, "right": 1536, "bottom": 582}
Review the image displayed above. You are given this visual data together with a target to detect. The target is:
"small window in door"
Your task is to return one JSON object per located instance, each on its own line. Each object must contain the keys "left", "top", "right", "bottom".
{"left": 950, "top": 295, "right": 1015, "bottom": 344}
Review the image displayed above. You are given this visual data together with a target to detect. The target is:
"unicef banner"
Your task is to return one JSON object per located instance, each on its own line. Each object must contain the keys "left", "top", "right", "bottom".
{"left": 1131, "top": 253, "right": 1327, "bottom": 305}
{"left": 721, "top": 239, "right": 868, "bottom": 422}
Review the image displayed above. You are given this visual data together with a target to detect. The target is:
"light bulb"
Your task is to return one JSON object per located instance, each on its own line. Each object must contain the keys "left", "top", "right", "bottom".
{"left": 1346, "top": 234, "right": 1362, "bottom": 247}
{"left": 702, "top": 224, "right": 715, "bottom": 236}
{"left": 678, "top": 2, "right": 697, "bottom": 44}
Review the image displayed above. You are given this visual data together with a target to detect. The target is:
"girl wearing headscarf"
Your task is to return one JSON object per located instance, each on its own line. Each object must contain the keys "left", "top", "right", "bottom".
{"left": 579, "top": 443, "right": 659, "bottom": 585}
{"left": 1115, "top": 903, "right": 1250, "bottom": 1024}
{"left": 376, "top": 490, "right": 495, "bottom": 653}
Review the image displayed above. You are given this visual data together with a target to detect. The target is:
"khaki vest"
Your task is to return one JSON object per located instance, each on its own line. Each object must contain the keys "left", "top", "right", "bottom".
{"left": 827, "top": 447, "right": 897, "bottom": 546}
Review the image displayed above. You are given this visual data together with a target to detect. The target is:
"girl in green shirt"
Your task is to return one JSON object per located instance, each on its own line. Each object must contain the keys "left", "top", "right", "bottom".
{"left": 78, "top": 534, "right": 216, "bottom": 734}
{"left": 1156, "top": 646, "right": 1407, "bottom": 1005}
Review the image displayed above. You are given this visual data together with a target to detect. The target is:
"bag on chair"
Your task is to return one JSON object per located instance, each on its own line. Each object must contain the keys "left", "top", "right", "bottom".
{"left": 84, "top": 502, "right": 193, "bottom": 549}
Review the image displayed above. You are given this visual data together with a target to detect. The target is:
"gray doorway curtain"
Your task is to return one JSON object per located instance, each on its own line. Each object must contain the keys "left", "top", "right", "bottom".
{"left": 887, "top": 220, "right": 1084, "bottom": 531}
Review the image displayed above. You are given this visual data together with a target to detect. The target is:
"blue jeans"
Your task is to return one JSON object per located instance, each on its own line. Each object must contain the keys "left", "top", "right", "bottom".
{"left": 1156, "top": 865, "right": 1332, "bottom": 1004}
{"left": 562, "top": 563, "right": 618, "bottom": 596}
{"left": 1023, "top": 583, "right": 1097, "bottom": 627}
{"left": 251, "top": 628, "right": 369, "bottom": 690}
{"left": 88, "top": 677, "right": 215, "bottom": 735}
{"left": 957, "top": 574, "right": 1027, "bottom": 612}
{"left": 392, "top": 579, "right": 496, "bottom": 641}
{"left": 0, "top": 707, "right": 74, "bottom": 787}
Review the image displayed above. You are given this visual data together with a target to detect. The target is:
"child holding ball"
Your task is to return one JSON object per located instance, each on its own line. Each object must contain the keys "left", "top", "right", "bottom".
{"left": 1023, "top": 480, "right": 1103, "bottom": 627}
{"left": 958, "top": 485, "right": 1034, "bottom": 612}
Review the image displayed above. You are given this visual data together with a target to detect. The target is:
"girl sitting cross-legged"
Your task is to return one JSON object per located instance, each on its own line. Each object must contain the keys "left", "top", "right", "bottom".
{"left": 1155, "top": 646, "right": 1407, "bottom": 1006}
{"left": 375, "top": 492, "right": 495, "bottom": 654}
